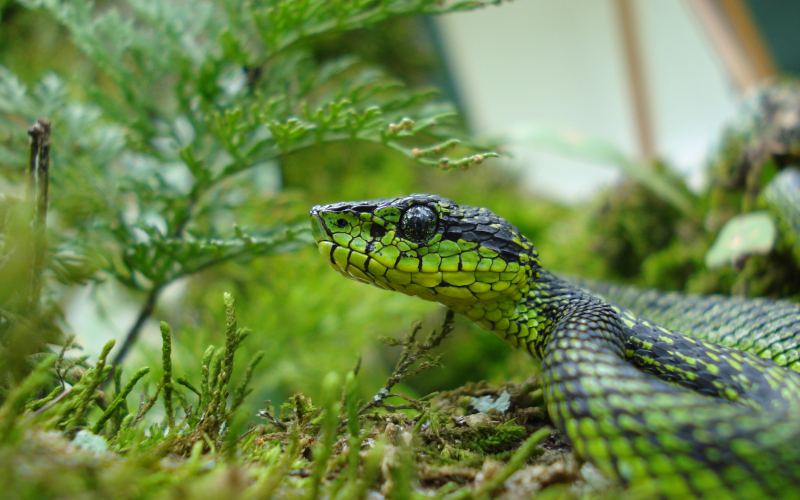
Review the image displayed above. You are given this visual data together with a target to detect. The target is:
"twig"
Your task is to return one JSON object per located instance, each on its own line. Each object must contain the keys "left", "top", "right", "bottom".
{"left": 111, "top": 284, "right": 163, "bottom": 369}
{"left": 358, "top": 310, "right": 455, "bottom": 416}
{"left": 26, "top": 118, "right": 51, "bottom": 314}
{"left": 129, "top": 380, "right": 163, "bottom": 427}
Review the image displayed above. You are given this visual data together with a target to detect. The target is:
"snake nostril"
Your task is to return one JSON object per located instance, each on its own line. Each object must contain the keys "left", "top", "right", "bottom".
{"left": 370, "top": 223, "right": 387, "bottom": 238}
{"left": 335, "top": 218, "right": 348, "bottom": 228}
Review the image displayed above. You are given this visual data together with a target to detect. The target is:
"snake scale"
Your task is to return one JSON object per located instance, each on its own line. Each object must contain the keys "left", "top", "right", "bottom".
{"left": 310, "top": 190, "right": 800, "bottom": 499}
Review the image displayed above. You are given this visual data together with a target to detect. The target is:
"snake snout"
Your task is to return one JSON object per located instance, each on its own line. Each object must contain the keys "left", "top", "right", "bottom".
{"left": 309, "top": 206, "right": 331, "bottom": 243}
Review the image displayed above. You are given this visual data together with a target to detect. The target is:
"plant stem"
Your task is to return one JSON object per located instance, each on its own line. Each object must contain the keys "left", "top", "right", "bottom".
{"left": 160, "top": 321, "right": 174, "bottom": 429}
{"left": 111, "top": 284, "right": 163, "bottom": 368}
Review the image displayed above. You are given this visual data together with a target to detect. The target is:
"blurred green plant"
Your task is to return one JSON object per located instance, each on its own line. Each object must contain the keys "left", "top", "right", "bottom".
{"left": 0, "top": 0, "right": 500, "bottom": 371}
{"left": 0, "top": 118, "right": 62, "bottom": 382}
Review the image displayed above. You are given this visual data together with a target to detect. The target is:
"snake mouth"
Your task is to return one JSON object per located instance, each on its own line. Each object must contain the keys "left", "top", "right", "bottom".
{"left": 309, "top": 207, "right": 378, "bottom": 285}
{"left": 315, "top": 239, "right": 384, "bottom": 288}
{"left": 315, "top": 238, "right": 482, "bottom": 301}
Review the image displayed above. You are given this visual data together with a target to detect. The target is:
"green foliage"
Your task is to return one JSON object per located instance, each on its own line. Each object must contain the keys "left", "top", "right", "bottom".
{"left": 0, "top": 0, "right": 501, "bottom": 372}
{"left": 1, "top": 293, "right": 258, "bottom": 451}
{"left": 463, "top": 420, "right": 528, "bottom": 455}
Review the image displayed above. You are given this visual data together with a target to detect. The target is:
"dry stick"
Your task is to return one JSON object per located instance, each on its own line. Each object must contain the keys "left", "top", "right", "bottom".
{"left": 686, "top": 0, "right": 773, "bottom": 92}
{"left": 615, "top": 0, "right": 654, "bottom": 161}
{"left": 26, "top": 118, "right": 51, "bottom": 315}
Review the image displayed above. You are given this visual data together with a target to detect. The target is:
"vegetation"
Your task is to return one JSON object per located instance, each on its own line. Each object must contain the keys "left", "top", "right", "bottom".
{"left": 1, "top": 0, "right": 798, "bottom": 499}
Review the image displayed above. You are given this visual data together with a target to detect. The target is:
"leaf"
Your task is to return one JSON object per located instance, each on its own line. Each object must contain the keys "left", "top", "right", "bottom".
{"left": 705, "top": 211, "right": 777, "bottom": 269}
{"left": 470, "top": 389, "right": 511, "bottom": 413}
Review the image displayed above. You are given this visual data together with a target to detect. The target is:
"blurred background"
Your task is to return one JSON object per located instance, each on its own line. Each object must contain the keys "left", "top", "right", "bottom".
{"left": 437, "top": 0, "right": 800, "bottom": 200}
{"left": 1, "top": 0, "right": 798, "bottom": 413}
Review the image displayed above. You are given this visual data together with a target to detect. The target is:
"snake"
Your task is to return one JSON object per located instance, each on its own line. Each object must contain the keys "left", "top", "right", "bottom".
{"left": 309, "top": 189, "right": 800, "bottom": 499}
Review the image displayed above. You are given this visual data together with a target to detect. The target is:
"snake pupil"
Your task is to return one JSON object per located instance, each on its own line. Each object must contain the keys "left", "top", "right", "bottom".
{"left": 400, "top": 205, "right": 437, "bottom": 242}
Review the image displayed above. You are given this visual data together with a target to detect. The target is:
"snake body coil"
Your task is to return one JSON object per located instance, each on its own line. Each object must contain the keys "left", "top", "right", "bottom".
{"left": 310, "top": 194, "right": 800, "bottom": 499}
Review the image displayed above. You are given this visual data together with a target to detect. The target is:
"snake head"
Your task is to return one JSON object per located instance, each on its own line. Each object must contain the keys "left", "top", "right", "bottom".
{"left": 309, "top": 194, "right": 539, "bottom": 315}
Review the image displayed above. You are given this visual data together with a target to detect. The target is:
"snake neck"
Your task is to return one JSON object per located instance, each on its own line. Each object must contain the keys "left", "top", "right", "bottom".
{"left": 451, "top": 268, "right": 598, "bottom": 359}
{"left": 523, "top": 271, "right": 607, "bottom": 358}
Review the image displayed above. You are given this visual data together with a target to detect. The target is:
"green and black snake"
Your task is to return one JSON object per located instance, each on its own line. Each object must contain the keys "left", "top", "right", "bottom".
{"left": 309, "top": 178, "right": 800, "bottom": 499}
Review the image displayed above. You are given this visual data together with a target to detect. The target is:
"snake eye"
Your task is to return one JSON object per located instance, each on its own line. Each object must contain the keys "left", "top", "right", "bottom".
{"left": 400, "top": 205, "right": 438, "bottom": 243}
